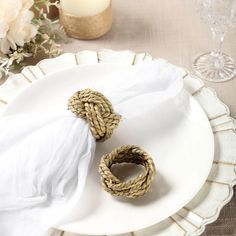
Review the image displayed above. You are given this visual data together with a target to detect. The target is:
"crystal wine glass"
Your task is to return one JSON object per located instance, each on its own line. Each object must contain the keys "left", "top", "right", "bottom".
{"left": 193, "top": 0, "right": 236, "bottom": 82}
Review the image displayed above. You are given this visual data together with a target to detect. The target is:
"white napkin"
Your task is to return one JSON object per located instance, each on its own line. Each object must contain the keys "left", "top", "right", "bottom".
{"left": 0, "top": 61, "right": 187, "bottom": 236}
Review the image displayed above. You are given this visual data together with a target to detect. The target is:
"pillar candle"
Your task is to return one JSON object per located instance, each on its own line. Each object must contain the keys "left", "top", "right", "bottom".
{"left": 60, "top": 0, "right": 112, "bottom": 40}
{"left": 60, "top": 0, "right": 110, "bottom": 17}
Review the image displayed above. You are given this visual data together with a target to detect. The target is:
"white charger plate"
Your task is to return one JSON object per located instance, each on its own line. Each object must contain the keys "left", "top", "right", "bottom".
{"left": 1, "top": 50, "right": 235, "bottom": 236}
{"left": 3, "top": 62, "right": 214, "bottom": 235}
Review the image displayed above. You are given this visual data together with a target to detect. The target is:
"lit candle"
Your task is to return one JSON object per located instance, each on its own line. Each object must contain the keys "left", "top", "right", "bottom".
{"left": 60, "top": 0, "right": 112, "bottom": 39}
{"left": 61, "top": 0, "right": 110, "bottom": 17}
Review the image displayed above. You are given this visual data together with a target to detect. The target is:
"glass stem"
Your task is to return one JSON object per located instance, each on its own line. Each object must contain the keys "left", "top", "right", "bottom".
{"left": 211, "top": 29, "right": 225, "bottom": 57}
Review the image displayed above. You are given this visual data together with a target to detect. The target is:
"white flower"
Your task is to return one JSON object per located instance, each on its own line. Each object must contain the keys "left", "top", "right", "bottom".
{"left": 0, "top": 0, "right": 38, "bottom": 54}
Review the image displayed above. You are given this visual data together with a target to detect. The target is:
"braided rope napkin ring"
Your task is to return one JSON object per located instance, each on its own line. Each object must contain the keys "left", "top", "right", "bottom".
{"left": 68, "top": 89, "right": 156, "bottom": 198}
{"left": 99, "top": 145, "right": 157, "bottom": 199}
{"left": 68, "top": 88, "right": 121, "bottom": 142}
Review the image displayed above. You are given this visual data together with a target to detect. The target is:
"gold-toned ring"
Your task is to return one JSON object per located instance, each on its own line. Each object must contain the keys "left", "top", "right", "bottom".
{"left": 99, "top": 145, "right": 156, "bottom": 199}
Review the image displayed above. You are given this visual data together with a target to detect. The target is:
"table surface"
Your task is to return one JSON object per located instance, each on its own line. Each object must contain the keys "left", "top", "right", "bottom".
{"left": 3, "top": 0, "right": 236, "bottom": 235}
{"left": 62, "top": 1, "right": 236, "bottom": 235}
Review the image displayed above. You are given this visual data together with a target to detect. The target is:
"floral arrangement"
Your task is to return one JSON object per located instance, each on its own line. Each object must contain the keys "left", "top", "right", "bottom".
{"left": 0, "top": 0, "right": 66, "bottom": 78}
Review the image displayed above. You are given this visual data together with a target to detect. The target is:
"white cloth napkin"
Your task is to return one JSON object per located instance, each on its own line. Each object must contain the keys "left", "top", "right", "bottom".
{"left": 0, "top": 61, "right": 187, "bottom": 236}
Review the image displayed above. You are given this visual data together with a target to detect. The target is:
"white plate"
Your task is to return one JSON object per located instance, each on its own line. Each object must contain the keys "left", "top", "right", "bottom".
{"left": 3, "top": 63, "right": 214, "bottom": 235}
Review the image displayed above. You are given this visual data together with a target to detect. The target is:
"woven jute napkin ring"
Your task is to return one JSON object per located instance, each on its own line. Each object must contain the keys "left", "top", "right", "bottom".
{"left": 68, "top": 89, "right": 156, "bottom": 198}
{"left": 99, "top": 145, "right": 157, "bottom": 199}
{"left": 68, "top": 88, "right": 121, "bottom": 142}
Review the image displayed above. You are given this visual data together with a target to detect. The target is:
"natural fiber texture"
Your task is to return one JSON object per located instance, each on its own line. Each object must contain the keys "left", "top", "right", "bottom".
{"left": 99, "top": 145, "right": 156, "bottom": 199}
{"left": 68, "top": 89, "right": 121, "bottom": 142}
{"left": 59, "top": 2, "right": 112, "bottom": 40}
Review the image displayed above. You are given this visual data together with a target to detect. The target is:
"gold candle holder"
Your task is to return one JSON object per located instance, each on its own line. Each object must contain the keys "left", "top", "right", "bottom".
{"left": 59, "top": 2, "right": 112, "bottom": 40}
